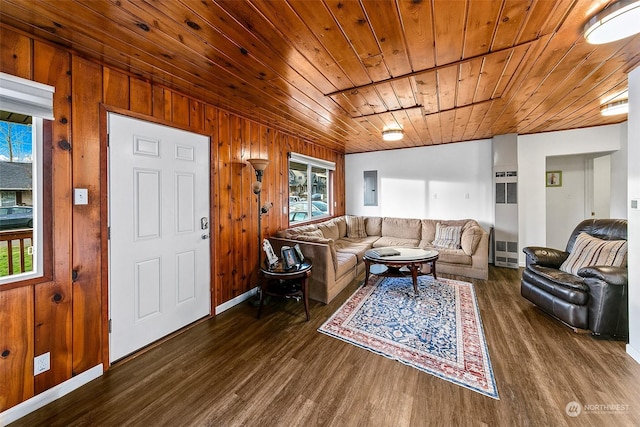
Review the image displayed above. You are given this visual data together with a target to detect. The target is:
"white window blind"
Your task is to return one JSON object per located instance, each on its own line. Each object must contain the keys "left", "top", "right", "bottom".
{"left": 289, "top": 152, "right": 335, "bottom": 171}
{"left": 0, "top": 72, "right": 55, "bottom": 120}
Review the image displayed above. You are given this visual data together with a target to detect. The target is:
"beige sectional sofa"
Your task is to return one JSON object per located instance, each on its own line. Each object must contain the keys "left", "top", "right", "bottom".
{"left": 270, "top": 216, "right": 489, "bottom": 304}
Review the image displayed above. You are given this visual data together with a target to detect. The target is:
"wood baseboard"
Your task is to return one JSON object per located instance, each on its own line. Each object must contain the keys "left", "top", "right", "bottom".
{"left": 0, "top": 364, "right": 103, "bottom": 426}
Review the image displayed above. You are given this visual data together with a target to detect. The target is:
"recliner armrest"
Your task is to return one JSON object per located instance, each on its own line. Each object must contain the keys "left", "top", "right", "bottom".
{"left": 522, "top": 246, "right": 568, "bottom": 269}
{"left": 578, "top": 266, "right": 627, "bottom": 286}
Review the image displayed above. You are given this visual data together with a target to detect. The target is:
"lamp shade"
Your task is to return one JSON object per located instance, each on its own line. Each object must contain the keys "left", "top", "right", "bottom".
{"left": 382, "top": 129, "right": 403, "bottom": 141}
{"left": 600, "top": 100, "right": 629, "bottom": 116}
{"left": 247, "top": 158, "right": 269, "bottom": 171}
{"left": 584, "top": 0, "right": 640, "bottom": 44}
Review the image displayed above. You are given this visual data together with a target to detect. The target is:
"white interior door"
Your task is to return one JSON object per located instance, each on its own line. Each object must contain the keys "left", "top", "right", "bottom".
{"left": 108, "top": 113, "right": 210, "bottom": 363}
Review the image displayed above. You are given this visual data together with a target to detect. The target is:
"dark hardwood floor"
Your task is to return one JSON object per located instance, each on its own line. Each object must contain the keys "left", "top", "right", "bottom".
{"left": 11, "top": 266, "right": 640, "bottom": 426}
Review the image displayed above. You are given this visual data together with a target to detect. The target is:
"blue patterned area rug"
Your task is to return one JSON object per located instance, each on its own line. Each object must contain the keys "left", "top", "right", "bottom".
{"left": 318, "top": 276, "right": 499, "bottom": 399}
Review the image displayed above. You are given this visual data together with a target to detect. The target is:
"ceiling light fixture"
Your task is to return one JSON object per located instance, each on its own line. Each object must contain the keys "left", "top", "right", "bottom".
{"left": 584, "top": 0, "right": 640, "bottom": 44}
{"left": 600, "top": 100, "right": 629, "bottom": 116}
{"left": 382, "top": 129, "right": 403, "bottom": 141}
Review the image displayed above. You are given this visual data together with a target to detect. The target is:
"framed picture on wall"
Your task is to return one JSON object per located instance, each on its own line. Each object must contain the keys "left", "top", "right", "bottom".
{"left": 546, "top": 171, "right": 562, "bottom": 187}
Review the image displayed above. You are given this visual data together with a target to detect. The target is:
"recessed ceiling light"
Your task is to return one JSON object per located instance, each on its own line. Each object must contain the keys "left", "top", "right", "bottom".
{"left": 600, "top": 100, "right": 629, "bottom": 116}
{"left": 382, "top": 129, "right": 403, "bottom": 141}
{"left": 584, "top": 0, "right": 640, "bottom": 44}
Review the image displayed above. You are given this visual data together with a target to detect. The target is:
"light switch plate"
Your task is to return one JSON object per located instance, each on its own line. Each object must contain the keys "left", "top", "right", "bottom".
{"left": 74, "top": 188, "right": 88, "bottom": 205}
{"left": 632, "top": 199, "right": 639, "bottom": 210}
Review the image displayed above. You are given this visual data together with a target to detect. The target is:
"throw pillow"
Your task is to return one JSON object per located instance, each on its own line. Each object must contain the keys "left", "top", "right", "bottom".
{"left": 318, "top": 221, "right": 340, "bottom": 240}
{"left": 461, "top": 226, "right": 483, "bottom": 255}
{"left": 560, "top": 232, "right": 627, "bottom": 275}
{"left": 346, "top": 215, "right": 367, "bottom": 238}
{"left": 432, "top": 223, "right": 462, "bottom": 249}
{"left": 305, "top": 229, "right": 325, "bottom": 239}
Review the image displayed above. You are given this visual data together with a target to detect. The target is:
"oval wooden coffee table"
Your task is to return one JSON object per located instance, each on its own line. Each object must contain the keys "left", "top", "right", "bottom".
{"left": 363, "top": 247, "right": 439, "bottom": 295}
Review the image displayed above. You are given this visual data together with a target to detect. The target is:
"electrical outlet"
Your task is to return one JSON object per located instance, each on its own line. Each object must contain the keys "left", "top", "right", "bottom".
{"left": 34, "top": 352, "right": 50, "bottom": 375}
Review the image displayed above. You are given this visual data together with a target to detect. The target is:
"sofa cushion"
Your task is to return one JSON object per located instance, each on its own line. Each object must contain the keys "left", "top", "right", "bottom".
{"left": 334, "top": 216, "right": 347, "bottom": 238}
{"left": 341, "top": 236, "right": 379, "bottom": 246}
{"left": 428, "top": 246, "right": 472, "bottom": 266}
{"left": 421, "top": 220, "right": 437, "bottom": 243}
{"left": 432, "top": 223, "right": 462, "bottom": 249}
{"left": 560, "top": 232, "right": 627, "bottom": 275}
{"left": 318, "top": 221, "right": 340, "bottom": 241}
{"left": 346, "top": 215, "right": 367, "bottom": 238}
{"left": 335, "top": 239, "right": 372, "bottom": 260}
{"left": 461, "top": 226, "right": 484, "bottom": 255}
{"left": 276, "top": 223, "right": 318, "bottom": 238}
{"left": 373, "top": 236, "right": 420, "bottom": 248}
{"left": 523, "top": 266, "right": 588, "bottom": 305}
{"left": 335, "top": 251, "right": 357, "bottom": 278}
{"left": 365, "top": 216, "right": 382, "bottom": 236}
{"left": 305, "top": 229, "right": 325, "bottom": 239}
{"left": 381, "top": 217, "right": 422, "bottom": 240}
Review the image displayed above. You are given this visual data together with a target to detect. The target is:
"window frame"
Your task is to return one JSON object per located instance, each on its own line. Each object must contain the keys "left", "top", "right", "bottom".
{"left": 0, "top": 72, "right": 54, "bottom": 288}
{"left": 288, "top": 152, "right": 335, "bottom": 225}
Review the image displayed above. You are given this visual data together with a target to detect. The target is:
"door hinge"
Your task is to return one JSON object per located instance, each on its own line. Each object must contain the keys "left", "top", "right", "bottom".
{"left": 108, "top": 227, "right": 110, "bottom": 240}
{"left": 108, "top": 319, "right": 112, "bottom": 333}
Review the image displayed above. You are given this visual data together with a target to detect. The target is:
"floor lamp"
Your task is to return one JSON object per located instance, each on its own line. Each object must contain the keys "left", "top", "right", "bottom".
{"left": 247, "top": 158, "right": 272, "bottom": 269}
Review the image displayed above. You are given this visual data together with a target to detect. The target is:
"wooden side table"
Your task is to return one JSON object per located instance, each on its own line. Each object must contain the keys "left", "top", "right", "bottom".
{"left": 258, "top": 261, "right": 312, "bottom": 321}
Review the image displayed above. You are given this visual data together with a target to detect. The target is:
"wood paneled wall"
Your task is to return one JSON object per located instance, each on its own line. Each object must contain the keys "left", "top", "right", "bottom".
{"left": 0, "top": 24, "right": 345, "bottom": 412}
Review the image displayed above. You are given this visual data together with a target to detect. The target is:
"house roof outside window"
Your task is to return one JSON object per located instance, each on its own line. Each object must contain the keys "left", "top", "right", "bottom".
{"left": 0, "top": 161, "right": 32, "bottom": 190}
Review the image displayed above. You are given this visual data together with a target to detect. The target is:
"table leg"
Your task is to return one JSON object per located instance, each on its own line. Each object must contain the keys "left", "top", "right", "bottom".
{"left": 431, "top": 260, "right": 438, "bottom": 280}
{"left": 257, "top": 276, "right": 267, "bottom": 319}
{"left": 364, "top": 258, "right": 371, "bottom": 286}
{"left": 302, "top": 275, "right": 310, "bottom": 321}
{"left": 410, "top": 263, "right": 419, "bottom": 295}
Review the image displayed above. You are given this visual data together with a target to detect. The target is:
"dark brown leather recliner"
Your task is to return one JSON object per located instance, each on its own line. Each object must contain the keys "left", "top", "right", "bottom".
{"left": 521, "top": 219, "right": 628, "bottom": 339}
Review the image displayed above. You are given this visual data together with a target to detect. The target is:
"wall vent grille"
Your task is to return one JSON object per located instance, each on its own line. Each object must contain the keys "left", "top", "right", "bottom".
{"left": 495, "top": 240, "right": 519, "bottom": 268}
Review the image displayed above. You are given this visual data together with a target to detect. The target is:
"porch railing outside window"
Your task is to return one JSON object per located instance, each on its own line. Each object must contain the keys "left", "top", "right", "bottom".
{"left": 0, "top": 229, "right": 33, "bottom": 276}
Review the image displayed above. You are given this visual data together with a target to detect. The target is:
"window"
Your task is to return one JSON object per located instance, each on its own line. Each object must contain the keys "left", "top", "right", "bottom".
{"left": 0, "top": 72, "right": 54, "bottom": 285}
{"left": 288, "top": 153, "right": 334, "bottom": 224}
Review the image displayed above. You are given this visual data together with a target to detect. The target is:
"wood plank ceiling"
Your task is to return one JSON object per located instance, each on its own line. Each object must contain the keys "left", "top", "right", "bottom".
{"left": 1, "top": 0, "right": 638, "bottom": 154}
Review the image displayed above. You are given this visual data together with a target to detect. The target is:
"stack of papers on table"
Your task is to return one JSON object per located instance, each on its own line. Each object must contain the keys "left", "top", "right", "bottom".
{"left": 372, "top": 248, "right": 401, "bottom": 257}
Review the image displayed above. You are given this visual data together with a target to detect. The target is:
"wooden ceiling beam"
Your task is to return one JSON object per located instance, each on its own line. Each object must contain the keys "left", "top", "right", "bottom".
{"left": 325, "top": 38, "right": 542, "bottom": 97}
{"left": 354, "top": 98, "right": 497, "bottom": 119}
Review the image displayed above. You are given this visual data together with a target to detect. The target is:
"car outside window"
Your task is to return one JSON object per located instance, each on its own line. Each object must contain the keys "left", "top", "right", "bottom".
{"left": 288, "top": 153, "right": 334, "bottom": 225}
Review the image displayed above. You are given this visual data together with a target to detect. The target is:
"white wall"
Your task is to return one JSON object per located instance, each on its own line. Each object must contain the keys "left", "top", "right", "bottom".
{"left": 627, "top": 67, "right": 640, "bottom": 363}
{"left": 544, "top": 153, "right": 613, "bottom": 250}
{"left": 518, "top": 124, "right": 625, "bottom": 264}
{"left": 611, "top": 122, "right": 629, "bottom": 219}
{"left": 545, "top": 155, "right": 588, "bottom": 250}
{"left": 345, "top": 140, "right": 493, "bottom": 231}
{"left": 593, "top": 154, "right": 611, "bottom": 218}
